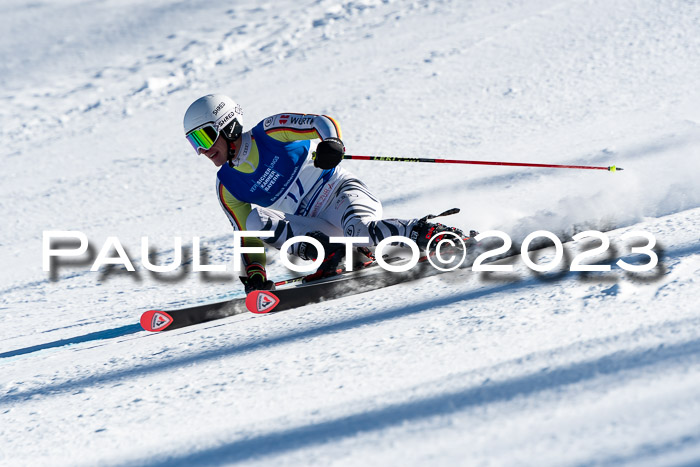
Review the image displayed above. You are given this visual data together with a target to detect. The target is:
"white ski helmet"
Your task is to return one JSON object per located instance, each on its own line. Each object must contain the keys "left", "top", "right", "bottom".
{"left": 183, "top": 94, "right": 243, "bottom": 152}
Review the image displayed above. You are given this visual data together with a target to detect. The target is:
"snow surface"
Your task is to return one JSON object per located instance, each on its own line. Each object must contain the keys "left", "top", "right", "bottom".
{"left": 2, "top": 0, "right": 700, "bottom": 465}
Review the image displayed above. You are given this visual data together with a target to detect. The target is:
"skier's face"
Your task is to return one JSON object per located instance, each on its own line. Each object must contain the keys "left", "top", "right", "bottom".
{"left": 200, "top": 134, "right": 228, "bottom": 167}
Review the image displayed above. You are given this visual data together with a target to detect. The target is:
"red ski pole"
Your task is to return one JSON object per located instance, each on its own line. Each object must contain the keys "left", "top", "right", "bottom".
{"left": 342, "top": 155, "right": 623, "bottom": 172}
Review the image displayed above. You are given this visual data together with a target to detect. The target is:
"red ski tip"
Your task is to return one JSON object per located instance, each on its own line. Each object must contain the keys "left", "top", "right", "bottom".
{"left": 140, "top": 310, "right": 174, "bottom": 332}
{"left": 246, "top": 290, "right": 280, "bottom": 314}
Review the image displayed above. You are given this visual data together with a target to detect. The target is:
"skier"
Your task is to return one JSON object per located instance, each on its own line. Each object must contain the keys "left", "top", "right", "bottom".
{"left": 183, "top": 94, "right": 467, "bottom": 293}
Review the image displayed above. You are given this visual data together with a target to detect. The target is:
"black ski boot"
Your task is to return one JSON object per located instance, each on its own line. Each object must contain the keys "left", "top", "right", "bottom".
{"left": 240, "top": 264, "right": 275, "bottom": 294}
{"left": 298, "top": 231, "right": 347, "bottom": 280}
{"left": 408, "top": 208, "right": 475, "bottom": 251}
{"left": 354, "top": 246, "right": 376, "bottom": 269}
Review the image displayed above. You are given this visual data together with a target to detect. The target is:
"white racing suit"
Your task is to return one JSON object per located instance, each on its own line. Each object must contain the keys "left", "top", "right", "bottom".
{"left": 216, "top": 113, "right": 416, "bottom": 273}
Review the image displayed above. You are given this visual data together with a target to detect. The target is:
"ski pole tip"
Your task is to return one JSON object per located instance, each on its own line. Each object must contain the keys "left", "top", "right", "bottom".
{"left": 608, "top": 165, "right": 624, "bottom": 172}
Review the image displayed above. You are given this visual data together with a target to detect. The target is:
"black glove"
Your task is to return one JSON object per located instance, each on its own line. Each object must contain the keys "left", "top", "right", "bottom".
{"left": 240, "top": 264, "right": 275, "bottom": 294}
{"left": 313, "top": 137, "right": 345, "bottom": 169}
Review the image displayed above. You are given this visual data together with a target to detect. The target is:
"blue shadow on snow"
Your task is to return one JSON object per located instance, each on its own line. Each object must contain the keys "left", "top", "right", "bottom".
{"left": 0, "top": 324, "right": 142, "bottom": 359}
{"left": 123, "top": 336, "right": 700, "bottom": 467}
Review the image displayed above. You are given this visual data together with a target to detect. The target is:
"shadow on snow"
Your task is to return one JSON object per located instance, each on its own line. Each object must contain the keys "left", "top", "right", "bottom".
{"left": 0, "top": 324, "right": 142, "bottom": 359}
{"left": 123, "top": 336, "right": 700, "bottom": 466}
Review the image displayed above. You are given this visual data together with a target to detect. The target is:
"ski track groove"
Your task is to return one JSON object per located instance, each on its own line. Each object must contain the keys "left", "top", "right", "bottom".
{"left": 115, "top": 335, "right": 700, "bottom": 466}
{"left": 1, "top": 237, "right": 697, "bottom": 403}
{"left": 1, "top": 238, "right": 696, "bottom": 363}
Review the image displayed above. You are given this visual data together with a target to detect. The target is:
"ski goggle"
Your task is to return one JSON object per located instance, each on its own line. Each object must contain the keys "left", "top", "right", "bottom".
{"left": 186, "top": 124, "right": 220, "bottom": 153}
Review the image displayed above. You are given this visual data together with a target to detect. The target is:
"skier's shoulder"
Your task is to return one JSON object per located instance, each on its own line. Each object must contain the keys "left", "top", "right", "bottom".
{"left": 256, "top": 113, "right": 341, "bottom": 142}
{"left": 258, "top": 113, "right": 316, "bottom": 130}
